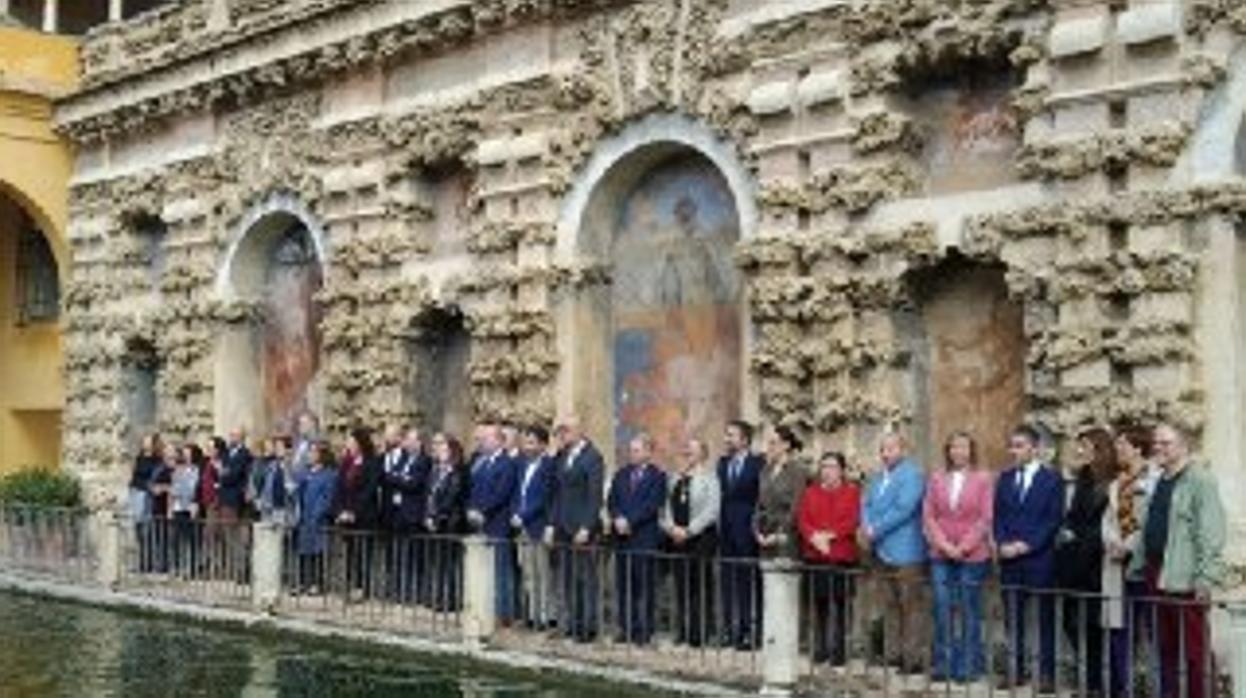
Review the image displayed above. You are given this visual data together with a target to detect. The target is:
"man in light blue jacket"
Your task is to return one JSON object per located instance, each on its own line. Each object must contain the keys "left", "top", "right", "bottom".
{"left": 861, "top": 432, "right": 928, "bottom": 674}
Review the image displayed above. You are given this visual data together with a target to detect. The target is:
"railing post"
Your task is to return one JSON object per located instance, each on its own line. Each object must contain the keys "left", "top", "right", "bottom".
{"left": 92, "top": 510, "right": 123, "bottom": 589}
{"left": 251, "top": 521, "right": 284, "bottom": 612}
{"left": 761, "top": 559, "right": 800, "bottom": 697}
{"left": 1226, "top": 596, "right": 1246, "bottom": 698}
{"left": 462, "top": 535, "right": 496, "bottom": 648}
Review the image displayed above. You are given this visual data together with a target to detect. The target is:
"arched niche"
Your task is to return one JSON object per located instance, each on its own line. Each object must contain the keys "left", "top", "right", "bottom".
{"left": 557, "top": 116, "right": 754, "bottom": 465}
{"left": 214, "top": 195, "right": 326, "bottom": 436}
{"left": 0, "top": 187, "right": 65, "bottom": 474}
{"left": 120, "top": 337, "right": 160, "bottom": 450}
{"left": 899, "top": 254, "right": 1026, "bottom": 469}
{"left": 407, "top": 306, "right": 472, "bottom": 438}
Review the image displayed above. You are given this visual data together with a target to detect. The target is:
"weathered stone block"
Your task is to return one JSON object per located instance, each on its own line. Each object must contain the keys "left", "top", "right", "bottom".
{"left": 748, "top": 80, "right": 794, "bottom": 116}
{"left": 1128, "top": 224, "right": 1180, "bottom": 256}
{"left": 1062, "top": 358, "right": 1112, "bottom": 388}
{"left": 1049, "top": 14, "right": 1109, "bottom": 59}
{"left": 475, "top": 133, "right": 546, "bottom": 167}
{"left": 797, "top": 69, "right": 844, "bottom": 109}
{"left": 1133, "top": 362, "right": 1189, "bottom": 392}
{"left": 1116, "top": 3, "right": 1180, "bottom": 47}
{"left": 1052, "top": 100, "right": 1110, "bottom": 137}
{"left": 1059, "top": 296, "right": 1104, "bottom": 328}
{"left": 1133, "top": 292, "right": 1192, "bottom": 324}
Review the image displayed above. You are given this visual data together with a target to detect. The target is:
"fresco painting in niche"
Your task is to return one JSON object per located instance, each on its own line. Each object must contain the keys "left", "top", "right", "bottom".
{"left": 261, "top": 223, "right": 323, "bottom": 433}
{"left": 916, "top": 72, "right": 1019, "bottom": 195}
{"left": 611, "top": 154, "right": 741, "bottom": 466}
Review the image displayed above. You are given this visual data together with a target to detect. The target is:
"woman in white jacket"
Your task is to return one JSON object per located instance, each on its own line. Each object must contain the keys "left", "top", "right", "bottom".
{"left": 1102, "top": 425, "right": 1161, "bottom": 698}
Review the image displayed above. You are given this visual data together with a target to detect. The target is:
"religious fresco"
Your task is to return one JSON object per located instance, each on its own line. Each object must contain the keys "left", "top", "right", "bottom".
{"left": 915, "top": 74, "right": 1020, "bottom": 196}
{"left": 260, "top": 224, "right": 323, "bottom": 434}
{"left": 611, "top": 154, "right": 741, "bottom": 466}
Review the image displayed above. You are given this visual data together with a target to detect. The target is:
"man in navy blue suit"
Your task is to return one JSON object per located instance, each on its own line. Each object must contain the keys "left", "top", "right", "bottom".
{"left": 717, "top": 419, "right": 764, "bottom": 650}
{"left": 510, "top": 424, "right": 556, "bottom": 628}
{"left": 994, "top": 424, "right": 1064, "bottom": 691}
{"left": 607, "top": 433, "right": 667, "bottom": 645}
{"left": 381, "top": 426, "right": 431, "bottom": 602}
{"left": 466, "top": 421, "right": 518, "bottom": 623}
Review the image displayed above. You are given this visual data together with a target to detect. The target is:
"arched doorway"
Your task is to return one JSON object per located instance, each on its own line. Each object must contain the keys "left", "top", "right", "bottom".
{"left": 902, "top": 255, "right": 1026, "bottom": 469}
{"left": 564, "top": 127, "right": 747, "bottom": 465}
{"left": 0, "top": 188, "right": 64, "bottom": 473}
{"left": 215, "top": 199, "right": 325, "bottom": 436}
{"left": 408, "top": 306, "right": 472, "bottom": 438}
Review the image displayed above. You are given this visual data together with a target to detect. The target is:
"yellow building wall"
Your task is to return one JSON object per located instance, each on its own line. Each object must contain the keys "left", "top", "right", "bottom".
{"left": 0, "top": 26, "right": 78, "bottom": 475}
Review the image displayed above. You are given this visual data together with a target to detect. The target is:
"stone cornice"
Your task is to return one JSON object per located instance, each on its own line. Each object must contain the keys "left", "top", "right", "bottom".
{"left": 56, "top": 0, "right": 629, "bottom": 144}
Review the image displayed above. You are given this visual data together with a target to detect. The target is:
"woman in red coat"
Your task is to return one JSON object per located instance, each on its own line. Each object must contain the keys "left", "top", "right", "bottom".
{"left": 797, "top": 451, "right": 861, "bottom": 666}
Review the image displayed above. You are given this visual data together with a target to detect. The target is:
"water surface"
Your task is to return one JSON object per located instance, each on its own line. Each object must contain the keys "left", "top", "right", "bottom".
{"left": 0, "top": 591, "right": 676, "bottom": 697}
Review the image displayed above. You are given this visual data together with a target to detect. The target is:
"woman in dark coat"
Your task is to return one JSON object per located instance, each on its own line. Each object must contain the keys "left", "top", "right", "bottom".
{"left": 129, "top": 433, "right": 162, "bottom": 573}
{"left": 424, "top": 432, "right": 467, "bottom": 611}
{"left": 1055, "top": 427, "right": 1115, "bottom": 694}
{"left": 754, "top": 425, "right": 808, "bottom": 560}
{"left": 336, "top": 427, "right": 382, "bottom": 598}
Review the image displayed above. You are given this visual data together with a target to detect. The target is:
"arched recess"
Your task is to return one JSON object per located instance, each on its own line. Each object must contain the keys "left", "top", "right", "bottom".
{"left": 214, "top": 194, "right": 327, "bottom": 436}
{"left": 556, "top": 115, "right": 754, "bottom": 465}
{"left": 0, "top": 184, "right": 65, "bottom": 473}
{"left": 407, "top": 306, "right": 473, "bottom": 438}
{"left": 899, "top": 254, "right": 1026, "bottom": 470}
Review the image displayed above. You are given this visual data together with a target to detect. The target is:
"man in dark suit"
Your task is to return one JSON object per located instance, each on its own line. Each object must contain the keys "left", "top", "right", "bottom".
{"left": 717, "top": 419, "right": 764, "bottom": 649}
{"left": 544, "top": 415, "right": 605, "bottom": 642}
{"left": 382, "top": 426, "right": 432, "bottom": 602}
{"left": 216, "top": 427, "right": 253, "bottom": 521}
{"left": 607, "top": 433, "right": 667, "bottom": 645}
{"left": 994, "top": 424, "right": 1065, "bottom": 691}
{"left": 466, "top": 421, "right": 518, "bottom": 622}
{"left": 510, "top": 425, "right": 556, "bottom": 628}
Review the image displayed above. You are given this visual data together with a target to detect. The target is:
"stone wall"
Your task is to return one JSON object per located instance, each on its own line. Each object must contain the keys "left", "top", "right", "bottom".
{"left": 54, "top": 0, "right": 1246, "bottom": 561}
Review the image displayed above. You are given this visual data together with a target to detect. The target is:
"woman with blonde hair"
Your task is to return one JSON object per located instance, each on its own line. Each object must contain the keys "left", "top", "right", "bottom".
{"left": 922, "top": 431, "right": 994, "bottom": 683}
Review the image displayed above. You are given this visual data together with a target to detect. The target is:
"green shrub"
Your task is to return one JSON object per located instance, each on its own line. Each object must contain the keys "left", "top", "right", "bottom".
{"left": 0, "top": 468, "right": 82, "bottom": 508}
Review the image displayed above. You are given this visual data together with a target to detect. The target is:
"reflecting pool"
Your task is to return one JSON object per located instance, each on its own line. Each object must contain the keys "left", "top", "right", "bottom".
{"left": 0, "top": 591, "right": 678, "bottom": 697}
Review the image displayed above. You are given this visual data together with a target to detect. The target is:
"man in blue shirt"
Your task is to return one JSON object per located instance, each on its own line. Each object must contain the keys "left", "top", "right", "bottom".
{"left": 861, "top": 432, "right": 927, "bottom": 674}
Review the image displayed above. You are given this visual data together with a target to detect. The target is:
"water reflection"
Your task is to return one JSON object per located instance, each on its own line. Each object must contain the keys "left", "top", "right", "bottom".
{"left": 0, "top": 592, "right": 671, "bottom": 698}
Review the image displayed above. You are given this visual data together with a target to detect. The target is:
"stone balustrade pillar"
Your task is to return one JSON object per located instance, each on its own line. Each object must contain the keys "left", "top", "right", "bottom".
{"left": 462, "top": 535, "right": 496, "bottom": 648}
{"left": 1229, "top": 600, "right": 1246, "bottom": 698}
{"left": 92, "top": 510, "right": 123, "bottom": 589}
{"left": 760, "top": 559, "right": 801, "bottom": 697}
{"left": 250, "top": 521, "right": 284, "bottom": 612}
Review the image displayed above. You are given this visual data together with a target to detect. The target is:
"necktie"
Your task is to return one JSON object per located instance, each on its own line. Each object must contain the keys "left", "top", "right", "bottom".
{"left": 631, "top": 466, "right": 644, "bottom": 492}
{"left": 730, "top": 455, "right": 742, "bottom": 483}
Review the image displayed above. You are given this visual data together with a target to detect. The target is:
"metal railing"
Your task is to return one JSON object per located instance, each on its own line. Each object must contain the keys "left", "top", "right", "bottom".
{"left": 794, "top": 561, "right": 1228, "bottom": 698}
{"left": 0, "top": 504, "right": 94, "bottom": 583}
{"left": 279, "top": 528, "right": 463, "bottom": 639}
{"left": 487, "top": 539, "right": 763, "bottom": 685}
{"left": 0, "top": 505, "right": 1238, "bottom": 697}
{"left": 118, "top": 515, "right": 253, "bottom": 608}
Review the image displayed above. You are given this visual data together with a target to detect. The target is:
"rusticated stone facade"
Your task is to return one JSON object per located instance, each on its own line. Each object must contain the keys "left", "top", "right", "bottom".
{"left": 54, "top": 0, "right": 1246, "bottom": 563}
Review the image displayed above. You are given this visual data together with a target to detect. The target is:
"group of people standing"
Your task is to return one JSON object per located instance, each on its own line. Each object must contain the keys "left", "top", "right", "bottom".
{"left": 127, "top": 412, "right": 1227, "bottom": 698}
{"left": 804, "top": 422, "right": 1226, "bottom": 698}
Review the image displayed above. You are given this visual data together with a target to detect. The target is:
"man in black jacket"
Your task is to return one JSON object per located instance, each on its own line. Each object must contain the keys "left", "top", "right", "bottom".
{"left": 544, "top": 415, "right": 604, "bottom": 642}
{"left": 217, "top": 427, "right": 253, "bottom": 522}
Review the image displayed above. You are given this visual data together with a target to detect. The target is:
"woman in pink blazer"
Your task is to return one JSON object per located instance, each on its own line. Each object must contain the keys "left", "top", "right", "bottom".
{"left": 923, "top": 431, "right": 995, "bottom": 683}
